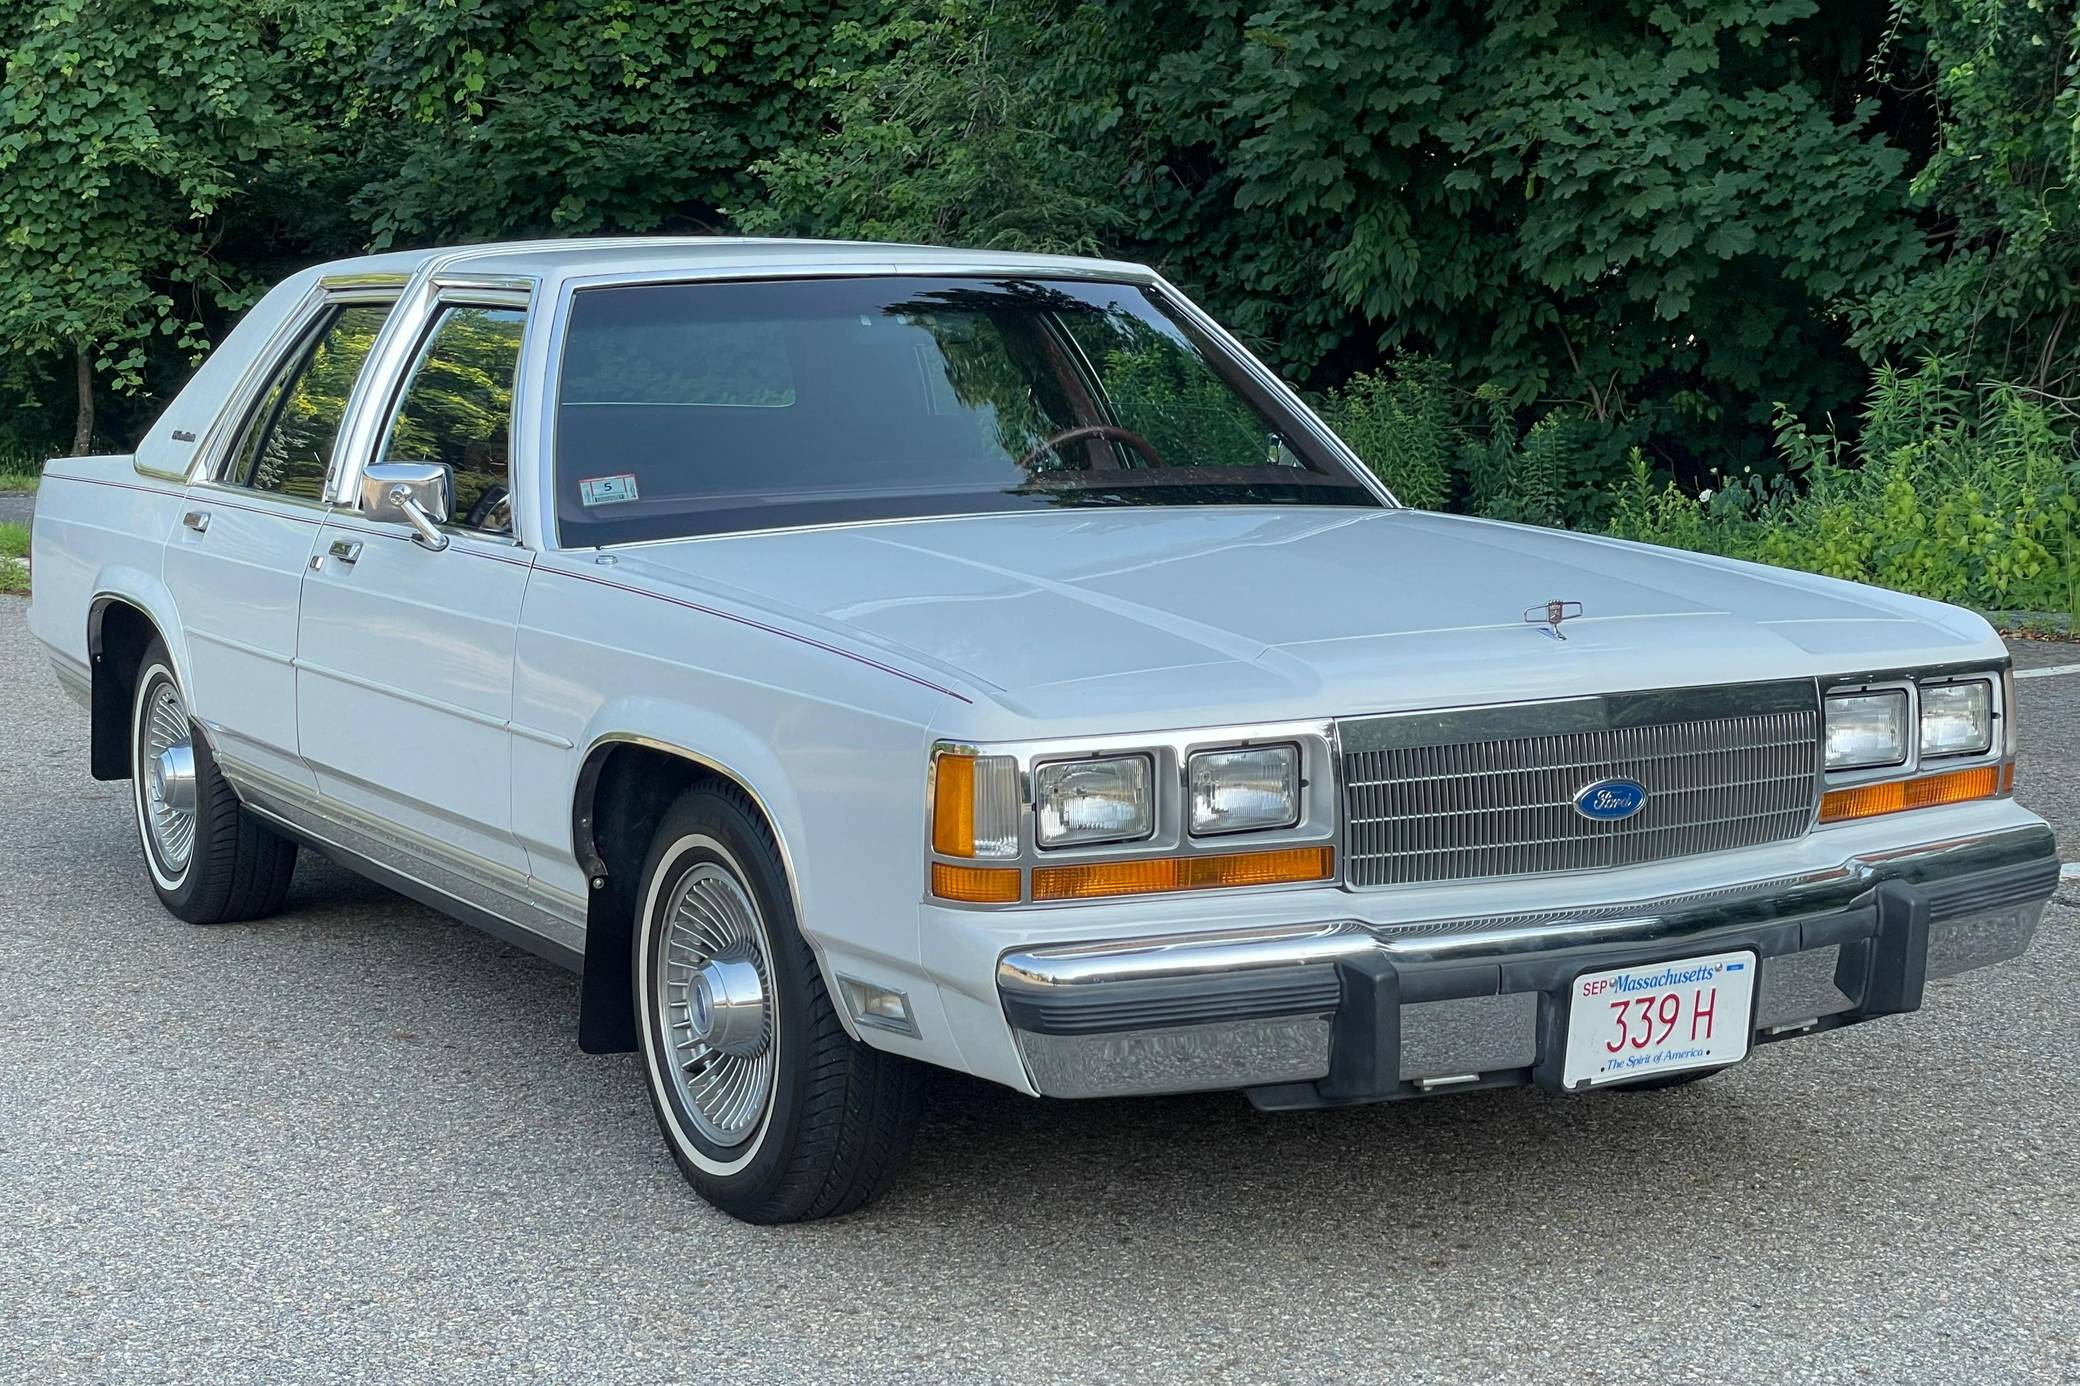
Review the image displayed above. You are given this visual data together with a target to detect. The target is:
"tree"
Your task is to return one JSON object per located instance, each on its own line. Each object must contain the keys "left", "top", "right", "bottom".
{"left": 0, "top": 0, "right": 299, "bottom": 454}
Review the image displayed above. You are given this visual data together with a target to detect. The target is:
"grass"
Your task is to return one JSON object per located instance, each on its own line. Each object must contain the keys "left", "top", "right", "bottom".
{"left": 0, "top": 451, "right": 43, "bottom": 491}
{"left": 0, "top": 521, "right": 27, "bottom": 595}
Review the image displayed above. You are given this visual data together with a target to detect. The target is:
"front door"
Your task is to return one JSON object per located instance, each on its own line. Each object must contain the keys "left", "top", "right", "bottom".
{"left": 167, "top": 298, "right": 394, "bottom": 791}
{"left": 296, "top": 300, "right": 535, "bottom": 879}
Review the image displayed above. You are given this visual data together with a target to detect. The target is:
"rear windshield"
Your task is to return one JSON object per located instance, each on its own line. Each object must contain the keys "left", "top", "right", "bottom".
{"left": 552, "top": 276, "right": 1378, "bottom": 546}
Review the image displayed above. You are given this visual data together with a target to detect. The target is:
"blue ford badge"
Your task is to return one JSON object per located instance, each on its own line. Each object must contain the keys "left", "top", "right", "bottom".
{"left": 1574, "top": 779, "right": 1648, "bottom": 821}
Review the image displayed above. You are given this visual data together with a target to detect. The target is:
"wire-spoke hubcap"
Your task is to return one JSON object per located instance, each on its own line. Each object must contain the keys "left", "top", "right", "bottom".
{"left": 140, "top": 678, "right": 197, "bottom": 875}
{"left": 658, "top": 862, "right": 776, "bottom": 1146}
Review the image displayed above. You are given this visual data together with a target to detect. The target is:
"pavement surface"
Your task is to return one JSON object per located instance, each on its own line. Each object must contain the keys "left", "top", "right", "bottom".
{"left": 1, "top": 593, "right": 2076, "bottom": 1385}
{"left": 0, "top": 490, "right": 33, "bottom": 529}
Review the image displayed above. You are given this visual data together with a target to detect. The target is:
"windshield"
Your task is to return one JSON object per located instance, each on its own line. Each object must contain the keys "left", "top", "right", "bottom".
{"left": 552, "top": 276, "right": 1379, "bottom": 545}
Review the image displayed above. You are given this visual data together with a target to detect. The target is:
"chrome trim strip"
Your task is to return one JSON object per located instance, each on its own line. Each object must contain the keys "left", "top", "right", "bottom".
{"left": 292, "top": 656, "right": 509, "bottom": 730}
{"left": 189, "top": 626, "right": 295, "bottom": 665}
{"left": 1338, "top": 679, "right": 1818, "bottom": 754}
{"left": 231, "top": 766, "right": 586, "bottom": 951}
{"left": 997, "top": 822, "right": 2057, "bottom": 991}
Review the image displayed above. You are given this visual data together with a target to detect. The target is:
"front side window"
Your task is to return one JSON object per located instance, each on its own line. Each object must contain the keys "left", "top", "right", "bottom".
{"left": 224, "top": 302, "right": 392, "bottom": 498}
{"left": 380, "top": 305, "right": 527, "bottom": 535}
{"left": 552, "top": 277, "right": 1377, "bottom": 546}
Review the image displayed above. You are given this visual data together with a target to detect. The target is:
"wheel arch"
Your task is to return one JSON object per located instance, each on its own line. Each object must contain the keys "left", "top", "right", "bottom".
{"left": 570, "top": 734, "right": 821, "bottom": 1054}
{"left": 86, "top": 587, "right": 184, "bottom": 781}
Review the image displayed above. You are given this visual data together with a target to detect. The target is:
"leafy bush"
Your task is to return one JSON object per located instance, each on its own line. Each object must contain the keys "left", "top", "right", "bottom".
{"left": 1604, "top": 362, "right": 2079, "bottom": 620}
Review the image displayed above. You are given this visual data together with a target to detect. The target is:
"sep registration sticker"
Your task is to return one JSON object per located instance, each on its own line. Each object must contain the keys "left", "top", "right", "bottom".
{"left": 579, "top": 474, "right": 640, "bottom": 506}
{"left": 1561, "top": 950, "right": 1756, "bottom": 1088}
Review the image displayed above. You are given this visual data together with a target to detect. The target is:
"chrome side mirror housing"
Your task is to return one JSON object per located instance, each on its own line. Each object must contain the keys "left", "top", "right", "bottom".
{"left": 360, "top": 461, "right": 453, "bottom": 551}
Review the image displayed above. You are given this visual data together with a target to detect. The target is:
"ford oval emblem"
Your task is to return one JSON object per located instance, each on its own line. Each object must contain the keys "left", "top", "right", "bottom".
{"left": 1574, "top": 779, "right": 1648, "bottom": 822}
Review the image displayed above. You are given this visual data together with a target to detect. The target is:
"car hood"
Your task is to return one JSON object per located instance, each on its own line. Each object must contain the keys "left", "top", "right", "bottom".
{"left": 603, "top": 507, "right": 2000, "bottom": 733}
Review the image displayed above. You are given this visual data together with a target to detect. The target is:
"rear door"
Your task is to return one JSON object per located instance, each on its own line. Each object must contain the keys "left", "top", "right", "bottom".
{"left": 167, "top": 291, "right": 396, "bottom": 791}
{"left": 296, "top": 291, "right": 537, "bottom": 879}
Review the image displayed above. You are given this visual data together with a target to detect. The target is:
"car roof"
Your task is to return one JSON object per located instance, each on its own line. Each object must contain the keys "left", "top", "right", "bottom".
{"left": 310, "top": 237, "right": 1156, "bottom": 287}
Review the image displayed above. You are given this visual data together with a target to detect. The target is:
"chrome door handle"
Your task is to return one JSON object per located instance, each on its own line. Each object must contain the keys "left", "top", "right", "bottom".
{"left": 181, "top": 510, "right": 210, "bottom": 534}
{"left": 327, "top": 538, "right": 363, "bottom": 566}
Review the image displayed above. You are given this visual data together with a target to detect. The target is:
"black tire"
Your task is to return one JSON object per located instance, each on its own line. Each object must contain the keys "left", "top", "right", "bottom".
{"left": 634, "top": 784, "right": 924, "bottom": 1223}
{"left": 130, "top": 639, "right": 298, "bottom": 924}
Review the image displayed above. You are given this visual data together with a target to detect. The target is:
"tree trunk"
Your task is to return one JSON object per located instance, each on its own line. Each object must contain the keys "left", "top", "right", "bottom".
{"left": 71, "top": 342, "right": 95, "bottom": 456}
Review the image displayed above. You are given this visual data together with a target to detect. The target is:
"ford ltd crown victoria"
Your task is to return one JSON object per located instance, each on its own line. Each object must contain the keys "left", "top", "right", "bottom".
{"left": 27, "top": 239, "right": 2062, "bottom": 1223}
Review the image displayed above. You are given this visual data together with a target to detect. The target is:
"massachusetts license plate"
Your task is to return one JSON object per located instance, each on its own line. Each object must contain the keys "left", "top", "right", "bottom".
{"left": 1562, "top": 950, "right": 1757, "bottom": 1089}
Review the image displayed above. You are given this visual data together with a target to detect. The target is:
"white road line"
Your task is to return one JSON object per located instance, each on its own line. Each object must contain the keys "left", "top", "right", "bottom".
{"left": 2016, "top": 662, "right": 2080, "bottom": 679}
{"left": 2063, "top": 862, "right": 2080, "bottom": 881}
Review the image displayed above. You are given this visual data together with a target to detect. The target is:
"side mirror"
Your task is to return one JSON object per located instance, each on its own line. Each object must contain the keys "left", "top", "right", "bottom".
{"left": 360, "top": 461, "right": 453, "bottom": 552}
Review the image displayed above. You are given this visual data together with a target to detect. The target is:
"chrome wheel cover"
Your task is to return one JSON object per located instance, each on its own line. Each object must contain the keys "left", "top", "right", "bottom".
{"left": 655, "top": 862, "right": 777, "bottom": 1147}
{"left": 139, "top": 676, "right": 197, "bottom": 876}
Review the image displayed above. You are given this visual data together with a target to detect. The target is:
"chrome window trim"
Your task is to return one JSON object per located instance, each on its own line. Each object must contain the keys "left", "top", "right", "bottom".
{"left": 193, "top": 287, "right": 404, "bottom": 490}
{"left": 533, "top": 266, "right": 1394, "bottom": 552}
{"left": 328, "top": 276, "right": 541, "bottom": 547}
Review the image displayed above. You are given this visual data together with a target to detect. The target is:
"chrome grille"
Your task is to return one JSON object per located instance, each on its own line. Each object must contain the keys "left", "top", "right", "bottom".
{"left": 1340, "top": 690, "right": 1819, "bottom": 887}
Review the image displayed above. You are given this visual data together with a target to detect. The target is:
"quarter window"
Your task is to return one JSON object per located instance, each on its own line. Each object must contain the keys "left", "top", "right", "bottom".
{"left": 379, "top": 305, "right": 527, "bottom": 535}
{"left": 224, "top": 303, "right": 392, "bottom": 498}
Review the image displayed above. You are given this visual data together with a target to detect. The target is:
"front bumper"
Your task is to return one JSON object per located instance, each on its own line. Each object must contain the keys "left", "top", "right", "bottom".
{"left": 994, "top": 823, "right": 2062, "bottom": 1105}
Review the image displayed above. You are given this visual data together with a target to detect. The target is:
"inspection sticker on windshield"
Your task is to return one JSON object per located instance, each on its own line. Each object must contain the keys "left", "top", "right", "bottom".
{"left": 1561, "top": 950, "right": 1756, "bottom": 1088}
{"left": 579, "top": 474, "right": 640, "bottom": 506}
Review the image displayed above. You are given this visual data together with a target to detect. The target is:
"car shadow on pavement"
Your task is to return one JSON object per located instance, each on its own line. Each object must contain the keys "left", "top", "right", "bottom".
{"left": 259, "top": 850, "right": 1800, "bottom": 1247}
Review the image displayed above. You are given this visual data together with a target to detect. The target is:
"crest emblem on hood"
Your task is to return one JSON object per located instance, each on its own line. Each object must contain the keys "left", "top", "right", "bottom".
{"left": 1525, "top": 599, "right": 1583, "bottom": 640}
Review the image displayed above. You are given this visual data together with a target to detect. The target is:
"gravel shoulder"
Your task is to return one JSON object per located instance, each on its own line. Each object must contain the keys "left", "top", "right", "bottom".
{"left": 1, "top": 594, "right": 2076, "bottom": 1385}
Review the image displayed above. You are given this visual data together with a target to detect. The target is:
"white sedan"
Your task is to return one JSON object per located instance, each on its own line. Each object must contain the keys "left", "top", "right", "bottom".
{"left": 28, "top": 239, "right": 2060, "bottom": 1222}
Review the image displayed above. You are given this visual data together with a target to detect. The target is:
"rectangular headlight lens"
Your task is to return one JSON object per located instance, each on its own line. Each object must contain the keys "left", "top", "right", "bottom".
{"left": 1188, "top": 745, "right": 1300, "bottom": 836}
{"left": 1919, "top": 680, "right": 1992, "bottom": 758}
{"left": 1035, "top": 755, "right": 1153, "bottom": 848}
{"left": 1824, "top": 690, "right": 1908, "bottom": 769}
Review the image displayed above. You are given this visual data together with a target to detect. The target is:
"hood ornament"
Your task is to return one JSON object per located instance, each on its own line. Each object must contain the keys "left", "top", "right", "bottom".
{"left": 1525, "top": 599, "right": 1582, "bottom": 641}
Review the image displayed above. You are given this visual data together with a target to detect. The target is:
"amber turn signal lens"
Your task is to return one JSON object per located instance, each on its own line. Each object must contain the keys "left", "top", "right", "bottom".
{"left": 932, "top": 753, "right": 976, "bottom": 857}
{"left": 931, "top": 862, "right": 1021, "bottom": 903}
{"left": 1031, "top": 846, "right": 1334, "bottom": 902}
{"left": 1819, "top": 764, "right": 2002, "bottom": 823}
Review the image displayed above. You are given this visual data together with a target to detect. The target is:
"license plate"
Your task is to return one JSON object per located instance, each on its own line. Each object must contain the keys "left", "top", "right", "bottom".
{"left": 1562, "top": 950, "right": 1757, "bottom": 1089}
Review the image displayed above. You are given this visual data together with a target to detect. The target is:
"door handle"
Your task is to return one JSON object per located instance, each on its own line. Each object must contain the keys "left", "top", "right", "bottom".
{"left": 181, "top": 510, "right": 210, "bottom": 534}
{"left": 327, "top": 538, "right": 363, "bottom": 566}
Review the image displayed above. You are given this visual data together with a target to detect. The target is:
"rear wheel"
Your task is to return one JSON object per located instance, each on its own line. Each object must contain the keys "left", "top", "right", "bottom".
{"left": 129, "top": 641, "right": 297, "bottom": 923}
{"left": 634, "top": 785, "right": 924, "bottom": 1223}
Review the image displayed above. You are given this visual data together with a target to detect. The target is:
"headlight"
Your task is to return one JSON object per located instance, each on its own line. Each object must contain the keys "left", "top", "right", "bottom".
{"left": 1824, "top": 690, "right": 1908, "bottom": 769}
{"left": 1035, "top": 755, "right": 1153, "bottom": 848}
{"left": 1188, "top": 745, "right": 1300, "bottom": 836}
{"left": 1920, "top": 680, "right": 1992, "bottom": 757}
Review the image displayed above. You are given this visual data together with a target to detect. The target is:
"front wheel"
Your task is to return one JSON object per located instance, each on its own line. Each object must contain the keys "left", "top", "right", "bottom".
{"left": 129, "top": 640, "right": 298, "bottom": 923}
{"left": 634, "top": 785, "right": 924, "bottom": 1223}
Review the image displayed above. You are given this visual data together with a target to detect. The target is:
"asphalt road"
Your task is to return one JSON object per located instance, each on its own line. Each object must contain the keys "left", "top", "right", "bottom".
{"left": 1, "top": 594, "right": 2075, "bottom": 1386}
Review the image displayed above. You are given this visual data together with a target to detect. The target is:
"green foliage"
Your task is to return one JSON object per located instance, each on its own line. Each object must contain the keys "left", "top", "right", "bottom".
{"left": 1320, "top": 359, "right": 1455, "bottom": 509}
{"left": 0, "top": 452, "right": 41, "bottom": 490}
{"left": 1852, "top": 0, "right": 2080, "bottom": 395}
{"left": 357, "top": 0, "right": 865, "bottom": 244}
{"left": 0, "top": 0, "right": 305, "bottom": 448}
{"left": 0, "top": 521, "right": 27, "bottom": 594}
{"left": 739, "top": 2, "right": 1127, "bottom": 254}
{"left": 1607, "top": 361, "right": 2080, "bottom": 619}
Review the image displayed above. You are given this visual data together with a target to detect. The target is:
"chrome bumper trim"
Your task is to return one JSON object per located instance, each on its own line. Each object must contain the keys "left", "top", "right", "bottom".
{"left": 998, "top": 823, "right": 2058, "bottom": 1100}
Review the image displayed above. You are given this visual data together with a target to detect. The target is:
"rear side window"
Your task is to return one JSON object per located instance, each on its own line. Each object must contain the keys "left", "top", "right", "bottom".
{"left": 224, "top": 303, "right": 391, "bottom": 499}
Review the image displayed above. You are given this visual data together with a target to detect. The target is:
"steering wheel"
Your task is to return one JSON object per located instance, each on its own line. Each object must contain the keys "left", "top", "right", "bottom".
{"left": 464, "top": 483, "right": 512, "bottom": 533}
{"left": 1016, "top": 424, "right": 1169, "bottom": 472}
